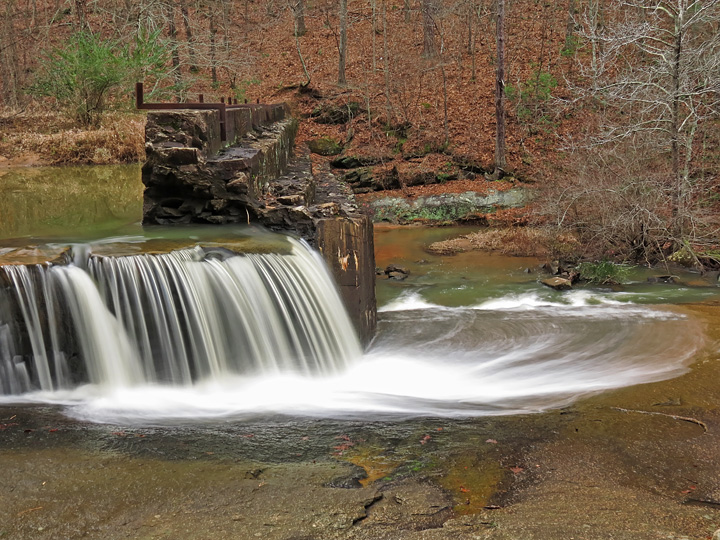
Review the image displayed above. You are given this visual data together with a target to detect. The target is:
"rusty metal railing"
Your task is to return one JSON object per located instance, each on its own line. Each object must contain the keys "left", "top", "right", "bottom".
{"left": 135, "top": 82, "right": 255, "bottom": 142}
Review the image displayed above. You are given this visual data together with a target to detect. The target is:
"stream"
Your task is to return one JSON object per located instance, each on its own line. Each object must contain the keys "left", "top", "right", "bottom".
{"left": 1, "top": 165, "right": 719, "bottom": 540}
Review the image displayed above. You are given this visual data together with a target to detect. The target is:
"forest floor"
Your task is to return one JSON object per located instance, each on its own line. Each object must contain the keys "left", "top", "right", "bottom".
{"left": 1, "top": 0, "right": 717, "bottom": 262}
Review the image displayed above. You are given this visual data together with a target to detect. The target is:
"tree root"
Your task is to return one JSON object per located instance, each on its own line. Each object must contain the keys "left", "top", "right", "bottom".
{"left": 611, "top": 407, "right": 708, "bottom": 433}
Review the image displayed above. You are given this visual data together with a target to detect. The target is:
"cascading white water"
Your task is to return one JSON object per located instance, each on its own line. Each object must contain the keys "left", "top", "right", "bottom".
{"left": 0, "top": 238, "right": 361, "bottom": 395}
{"left": 0, "top": 231, "right": 710, "bottom": 423}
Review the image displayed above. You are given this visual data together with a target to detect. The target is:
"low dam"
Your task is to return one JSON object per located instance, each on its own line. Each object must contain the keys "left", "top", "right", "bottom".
{"left": 141, "top": 102, "right": 376, "bottom": 344}
{"left": 0, "top": 236, "right": 361, "bottom": 396}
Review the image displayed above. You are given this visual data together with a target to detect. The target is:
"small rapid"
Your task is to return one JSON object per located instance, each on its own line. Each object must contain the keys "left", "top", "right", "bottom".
{"left": 5, "top": 286, "right": 703, "bottom": 424}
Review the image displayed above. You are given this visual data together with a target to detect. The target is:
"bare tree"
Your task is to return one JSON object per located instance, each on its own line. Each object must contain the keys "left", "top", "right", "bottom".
{"left": 0, "top": 0, "right": 21, "bottom": 108}
{"left": 180, "top": 0, "right": 199, "bottom": 72}
{"left": 339, "top": 0, "right": 348, "bottom": 85}
{"left": 422, "top": 0, "right": 438, "bottom": 58}
{"left": 288, "top": 0, "right": 311, "bottom": 85}
{"left": 574, "top": 0, "right": 720, "bottom": 240}
{"left": 167, "top": 0, "right": 183, "bottom": 98}
{"left": 494, "top": 0, "right": 507, "bottom": 177}
{"left": 564, "top": 0, "right": 578, "bottom": 54}
{"left": 290, "top": 0, "right": 307, "bottom": 36}
{"left": 382, "top": 0, "right": 394, "bottom": 122}
{"left": 208, "top": 3, "right": 219, "bottom": 86}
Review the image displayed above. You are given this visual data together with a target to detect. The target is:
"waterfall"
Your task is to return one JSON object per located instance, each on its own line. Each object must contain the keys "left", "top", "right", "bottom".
{"left": 0, "top": 239, "right": 361, "bottom": 395}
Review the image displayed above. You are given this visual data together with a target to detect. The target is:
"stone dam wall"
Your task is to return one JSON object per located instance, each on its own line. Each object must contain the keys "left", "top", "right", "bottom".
{"left": 141, "top": 106, "right": 377, "bottom": 345}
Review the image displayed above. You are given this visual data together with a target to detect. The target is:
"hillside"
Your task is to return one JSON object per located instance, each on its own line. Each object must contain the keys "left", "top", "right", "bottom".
{"left": 0, "top": 1, "right": 570, "bottom": 174}
{"left": 1, "top": 0, "right": 719, "bottom": 263}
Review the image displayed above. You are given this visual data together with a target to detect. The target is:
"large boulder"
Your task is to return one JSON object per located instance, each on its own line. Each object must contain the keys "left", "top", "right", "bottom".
{"left": 541, "top": 277, "right": 572, "bottom": 291}
{"left": 308, "top": 137, "right": 343, "bottom": 156}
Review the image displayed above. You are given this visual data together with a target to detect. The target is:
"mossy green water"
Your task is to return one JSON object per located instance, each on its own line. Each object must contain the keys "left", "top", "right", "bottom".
{"left": 0, "top": 164, "right": 143, "bottom": 240}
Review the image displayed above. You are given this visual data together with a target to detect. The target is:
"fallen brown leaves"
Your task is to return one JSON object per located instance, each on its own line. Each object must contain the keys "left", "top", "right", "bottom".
{"left": 427, "top": 226, "right": 558, "bottom": 257}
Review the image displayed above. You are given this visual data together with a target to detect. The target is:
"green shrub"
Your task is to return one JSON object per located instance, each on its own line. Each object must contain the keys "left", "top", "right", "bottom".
{"left": 577, "top": 261, "right": 630, "bottom": 285}
{"left": 29, "top": 30, "right": 172, "bottom": 127}
{"left": 505, "top": 69, "right": 558, "bottom": 133}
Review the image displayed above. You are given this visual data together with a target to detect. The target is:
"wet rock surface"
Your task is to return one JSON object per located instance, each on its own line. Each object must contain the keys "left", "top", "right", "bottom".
{"left": 365, "top": 188, "right": 532, "bottom": 224}
{"left": 541, "top": 276, "right": 573, "bottom": 290}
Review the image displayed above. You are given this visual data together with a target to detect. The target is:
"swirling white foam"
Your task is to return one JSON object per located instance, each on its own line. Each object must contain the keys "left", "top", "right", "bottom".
{"left": 4, "top": 290, "right": 699, "bottom": 424}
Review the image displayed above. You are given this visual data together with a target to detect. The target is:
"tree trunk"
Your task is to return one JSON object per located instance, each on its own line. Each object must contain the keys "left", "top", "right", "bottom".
{"left": 180, "top": 1, "right": 198, "bottom": 73}
{"left": 382, "top": 0, "right": 394, "bottom": 122}
{"left": 670, "top": 7, "right": 683, "bottom": 235}
{"left": 371, "top": 0, "right": 376, "bottom": 73}
{"left": 588, "top": 0, "right": 603, "bottom": 90}
{"left": 292, "top": 0, "right": 306, "bottom": 36}
{"left": 441, "top": 63, "right": 449, "bottom": 146}
{"left": 564, "top": 0, "right": 576, "bottom": 51}
{"left": 422, "top": 0, "right": 437, "bottom": 58}
{"left": 0, "top": 0, "right": 20, "bottom": 108}
{"left": 74, "top": 0, "right": 89, "bottom": 30}
{"left": 467, "top": 0, "right": 477, "bottom": 80}
{"left": 494, "top": 0, "right": 507, "bottom": 176}
{"left": 293, "top": 0, "right": 311, "bottom": 85}
{"left": 403, "top": 0, "right": 411, "bottom": 23}
{"left": 31, "top": 0, "right": 38, "bottom": 29}
{"left": 338, "top": 0, "right": 348, "bottom": 85}
{"left": 167, "top": 0, "right": 182, "bottom": 99}
{"left": 466, "top": 0, "right": 473, "bottom": 54}
{"left": 209, "top": 8, "right": 218, "bottom": 86}
{"left": 221, "top": 0, "right": 231, "bottom": 52}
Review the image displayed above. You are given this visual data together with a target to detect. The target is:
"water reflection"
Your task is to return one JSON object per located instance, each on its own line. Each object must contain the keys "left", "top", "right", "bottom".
{"left": 0, "top": 164, "right": 143, "bottom": 240}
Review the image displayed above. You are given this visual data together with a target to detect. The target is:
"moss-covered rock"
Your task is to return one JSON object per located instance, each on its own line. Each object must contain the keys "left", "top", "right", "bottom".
{"left": 668, "top": 247, "right": 695, "bottom": 267}
{"left": 330, "top": 155, "right": 390, "bottom": 169}
{"left": 308, "top": 137, "right": 343, "bottom": 156}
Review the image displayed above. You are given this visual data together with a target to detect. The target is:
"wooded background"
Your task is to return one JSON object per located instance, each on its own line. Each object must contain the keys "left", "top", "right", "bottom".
{"left": 1, "top": 0, "right": 719, "bottom": 262}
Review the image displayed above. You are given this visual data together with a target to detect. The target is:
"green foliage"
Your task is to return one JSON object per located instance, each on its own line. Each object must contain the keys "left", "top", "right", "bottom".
{"left": 667, "top": 246, "right": 695, "bottom": 267}
{"left": 29, "top": 30, "right": 172, "bottom": 127}
{"left": 308, "top": 136, "right": 342, "bottom": 156}
{"left": 561, "top": 35, "right": 580, "bottom": 57}
{"left": 233, "top": 78, "right": 261, "bottom": 102}
{"left": 505, "top": 69, "right": 558, "bottom": 132}
{"left": 577, "top": 261, "right": 630, "bottom": 285}
{"left": 524, "top": 71, "right": 558, "bottom": 102}
{"left": 384, "top": 123, "right": 411, "bottom": 154}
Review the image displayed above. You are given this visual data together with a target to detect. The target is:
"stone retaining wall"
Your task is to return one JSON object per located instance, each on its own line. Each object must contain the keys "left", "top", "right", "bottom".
{"left": 142, "top": 106, "right": 297, "bottom": 226}
{"left": 141, "top": 107, "right": 377, "bottom": 344}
